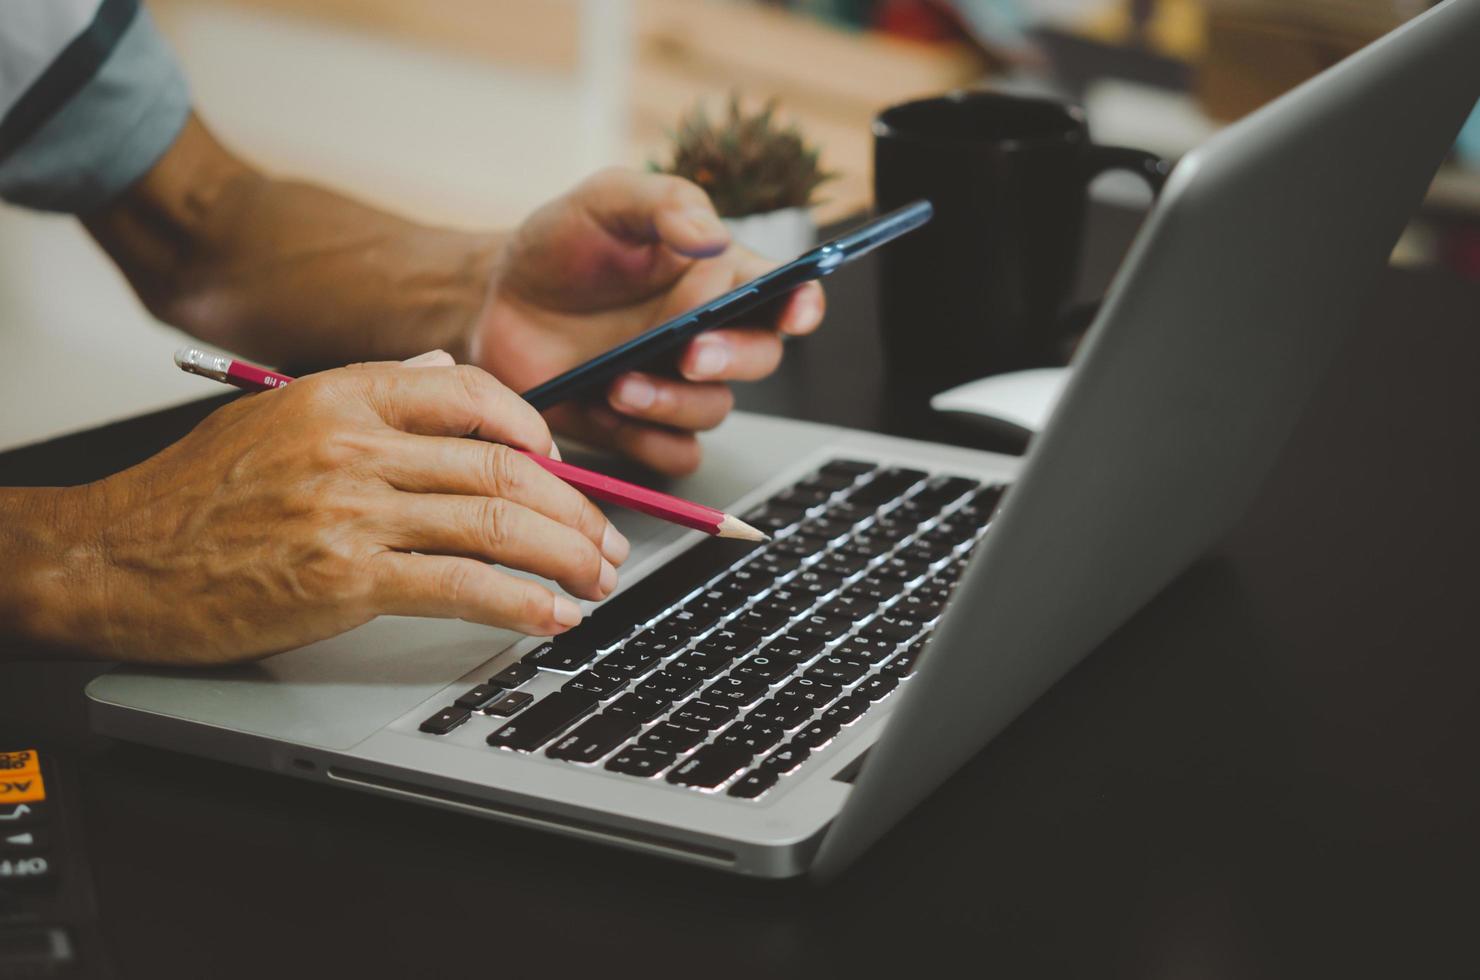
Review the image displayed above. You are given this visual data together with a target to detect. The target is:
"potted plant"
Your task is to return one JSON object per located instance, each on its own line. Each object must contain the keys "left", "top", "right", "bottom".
{"left": 653, "top": 95, "right": 835, "bottom": 259}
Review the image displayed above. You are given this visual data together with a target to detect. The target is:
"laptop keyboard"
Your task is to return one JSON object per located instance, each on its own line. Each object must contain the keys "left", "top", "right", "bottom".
{"left": 418, "top": 459, "right": 1006, "bottom": 800}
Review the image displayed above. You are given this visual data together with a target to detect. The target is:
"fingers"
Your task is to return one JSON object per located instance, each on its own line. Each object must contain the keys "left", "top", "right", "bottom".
{"left": 547, "top": 404, "right": 704, "bottom": 477}
{"left": 341, "top": 363, "right": 555, "bottom": 457}
{"left": 371, "top": 552, "right": 585, "bottom": 636}
{"left": 382, "top": 493, "right": 616, "bottom": 602}
{"left": 678, "top": 329, "right": 784, "bottom": 383}
{"left": 376, "top": 434, "right": 628, "bottom": 565}
{"left": 579, "top": 167, "right": 730, "bottom": 258}
{"left": 607, "top": 372, "right": 734, "bottom": 430}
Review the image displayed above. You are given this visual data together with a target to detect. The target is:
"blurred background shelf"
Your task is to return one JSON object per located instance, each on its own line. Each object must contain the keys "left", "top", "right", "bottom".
{"left": 1, "top": 0, "right": 1475, "bottom": 452}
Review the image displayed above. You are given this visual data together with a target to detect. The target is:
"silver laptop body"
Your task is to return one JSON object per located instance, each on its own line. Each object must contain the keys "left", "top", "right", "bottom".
{"left": 87, "top": 0, "right": 1480, "bottom": 880}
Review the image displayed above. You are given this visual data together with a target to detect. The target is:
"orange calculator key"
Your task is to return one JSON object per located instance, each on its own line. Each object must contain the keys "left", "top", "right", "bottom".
{"left": 0, "top": 749, "right": 45, "bottom": 803}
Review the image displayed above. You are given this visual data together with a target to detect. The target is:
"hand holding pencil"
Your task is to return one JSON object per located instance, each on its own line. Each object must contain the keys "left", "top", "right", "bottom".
{"left": 48, "top": 352, "right": 739, "bottom": 665}
{"left": 175, "top": 347, "right": 765, "bottom": 542}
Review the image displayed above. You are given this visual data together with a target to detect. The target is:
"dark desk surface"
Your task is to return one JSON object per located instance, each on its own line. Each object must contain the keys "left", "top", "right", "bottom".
{"left": 3, "top": 204, "right": 1478, "bottom": 979}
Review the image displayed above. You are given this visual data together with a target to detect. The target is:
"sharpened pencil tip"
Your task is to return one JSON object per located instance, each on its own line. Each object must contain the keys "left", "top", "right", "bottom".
{"left": 716, "top": 515, "right": 768, "bottom": 542}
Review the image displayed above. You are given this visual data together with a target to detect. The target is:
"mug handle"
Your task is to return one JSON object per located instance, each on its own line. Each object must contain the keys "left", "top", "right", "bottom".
{"left": 1081, "top": 145, "right": 1171, "bottom": 196}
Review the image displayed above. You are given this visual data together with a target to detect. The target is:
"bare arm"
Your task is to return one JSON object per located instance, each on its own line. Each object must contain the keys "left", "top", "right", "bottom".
{"left": 83, "top": 113, "right": 499, "bottom": 367}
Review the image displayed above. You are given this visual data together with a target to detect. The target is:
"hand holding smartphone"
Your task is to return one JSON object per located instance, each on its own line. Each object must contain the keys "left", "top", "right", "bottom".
{"left": 521, "top": 200, "right": 933, "bottom": 411}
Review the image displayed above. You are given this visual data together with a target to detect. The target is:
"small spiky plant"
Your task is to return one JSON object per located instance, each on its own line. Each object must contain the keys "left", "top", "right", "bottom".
{"left": 653, "top": 95, "right": 835, "bottom": 218}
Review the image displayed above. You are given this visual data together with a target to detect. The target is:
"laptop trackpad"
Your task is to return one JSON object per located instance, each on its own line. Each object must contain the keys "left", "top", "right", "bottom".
{"left": 87, "top": 616, "right": 518, "bottom": 751}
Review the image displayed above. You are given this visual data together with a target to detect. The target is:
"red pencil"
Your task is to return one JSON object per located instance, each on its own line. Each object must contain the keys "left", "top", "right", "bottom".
{"left": 174, "top": 347, "right": 766, "bottom": 542}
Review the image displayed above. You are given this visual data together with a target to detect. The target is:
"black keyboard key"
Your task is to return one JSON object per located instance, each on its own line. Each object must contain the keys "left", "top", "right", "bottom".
{"left": 844, "top": 577, "right": 904, "bottom": 604}
{"left": 716, "top": 721, "right": 784, "bottom": 755}
{"left": 668, "top": 744, "right": 754, "bottom": 789}
{"left": 731, "top": 653, "right": 800, "bottom": 684}
{"left": 750, "top": 552, "right": 803, "bottom": 577}
{"left": 569, "top": 537, "right": 760, "bottom": 648}
{"left": 792, "top": 614, "right": 852, "bottom": 642}
{"left": 702, "top": 675, "right": 768, "bottom": 707}
{"left": 746, "top": 698, "right": 814, "bottom": 730}
{"left": 670, "top": 699, "right": 738, "bottom": 730}
{"left": 847, "top": 467, "right": 926, "bottom": 506}
{"left": 883, "top": 642, "right": 927, "bottom": 678}
{"left": 626, "top": 628, "right": 688, "bottom": 658}
{"left": 657, "top": 608, "right": 714, "bottom": 635}
{"left": 806, "top": 655, "right": 869, "bottom": 684}
{"left": 862, "top": 614, "right": 926, "bottom": 643}
{"left": 641, "top": 722, "right": 707, "bottom": 753}
{"left": 834, "top": 635, "right": 901, "bottom": 663}
{"left": 727, "top": 769, "right": 779, "bottom": 799}
{"left": 492, "top": 661, "right": 540, "bottom": 687}
{"left": 811, "top": 551, "right": 872, "bottom": 578}
{"left": 668, "top": 650, "right": 732, "bottom": 681}
{"left": 894, "top": 592, "right": 944, "bottom": 620}
{"left": 713, "top": 566, "right": 774, "bottom": 598}
{"left": 838, "top": 535, "right": 895, "bottom": 560}
{"left": 762, "top": 744, "right": 810, "bottom": 774}
{"left": 605, "top": 693, "right": 669, "bottom": 723}
{"left": 521, "top": 644, "right": 595, "bottom": 673}
{"left": 820, "top": 594, "right": 880, "bottom": 623}
{"left": 735, "top": 604, "right": 793, "bottom": 633}
{"left": 773, "top": 485, "right": 833, "bottom": 509}
{"left": 546, "top": 715, "right": 640, "bottom": 763}
{"left": 898, "top": 539, "right": 958, "bottom": 565}
{"left": 487, "top": 691, "right": 597, "bottom": 751}
{"left": 597, "top": 648, "right": 660, "bottom": 679}
{"left": 745, "top": 503, "right": 806, "bottom": 533}
{"left": 695, "top": 627, "right": 764, "bottom": 659}
{"left": 911, "top": 475, "right": 979, "bottom": 507}
{"left": 868, "top": 517, "right": 917, "bottom": 541}
{"left": 822, "top": 458, "right": 878, "bottom": 477}
{"left": 855, "top": 674, "right": 899, "bottom": 701}
{"left": 825, "top": 500, "right": 877, "bottom": 523}
{"left": 803, "top": 470, "right": 860, "bottom": 493}
{"left": 762, "top": 634, "right": 826, "bottom": 663}
{"left": 822, "top": 695, "right": 870, "bottom": 727}
{"left": 776, "top": 677, "right": 841, "bottom": 708}
{"left": 485, "top": 691, "right": 534, "bottom": 716}
{"left": 454, "top": 684, "right": 501, "bottom": 709}
{"left": 768, "top": 533, "right": 828, "bottom": 558}
{"left": 798, "top": 516, "right": 855, "bottom": 540}
{"left": 791, "top": 569, "right": 844, "bottom": 597}
{"left": 418, "top": 706, "right": 470, "bottom": 735}
{"left": 956, "top": 485, "right": 1006, "bottom": 526}
{"left": 685, "top": 589, "right": 746, "bottom": 618}
{"left": 760, "top": 588, "right": 815, "bottom": 616}
{"left": 605, "top": 746, "right": 676, "bottom": 778}
{"left": 873, "top": 557, "right": 931, "bottom": 583}
{"left": 792, "top": 719, "right": 841, "bottom": 750}
{"left": 634, "top": 671, "right": 701, "bottom": 704}
{"left": 562, "top": 670, "right": 628, "bottom": 700}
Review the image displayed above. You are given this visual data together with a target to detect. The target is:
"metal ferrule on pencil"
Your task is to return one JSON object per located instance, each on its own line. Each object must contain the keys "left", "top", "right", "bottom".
{"left": 173, "top": 347, "right": 232, "bottom": 382}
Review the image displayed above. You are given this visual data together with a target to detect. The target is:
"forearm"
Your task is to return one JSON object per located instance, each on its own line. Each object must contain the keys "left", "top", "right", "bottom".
{"left": 0, "top": 486, "right": 107, "bottom": 660}
{"left": 84, "top": 114, "right": 504, "bottom": 367}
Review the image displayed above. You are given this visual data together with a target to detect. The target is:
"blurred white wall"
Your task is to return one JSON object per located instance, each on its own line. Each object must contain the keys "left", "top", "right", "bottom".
{"left": 0, "top": 0, "right": 628, "bottom": 452}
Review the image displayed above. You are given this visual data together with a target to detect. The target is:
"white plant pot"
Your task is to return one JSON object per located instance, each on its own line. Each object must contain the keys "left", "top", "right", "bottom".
{"left": 723, "top": 207, "right": 816, "bottom": 261}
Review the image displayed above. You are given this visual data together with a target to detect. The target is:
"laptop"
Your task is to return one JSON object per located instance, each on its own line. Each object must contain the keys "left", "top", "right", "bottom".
{"left": 86, "top": 0, "right": 1480, "bottom": 880}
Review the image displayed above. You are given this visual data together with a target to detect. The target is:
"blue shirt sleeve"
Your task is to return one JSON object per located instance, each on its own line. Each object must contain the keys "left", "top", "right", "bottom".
{"left": 0, "top": 1, "right": 190, "bottom": 213}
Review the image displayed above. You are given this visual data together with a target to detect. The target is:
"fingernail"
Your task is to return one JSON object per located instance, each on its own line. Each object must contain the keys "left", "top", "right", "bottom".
{"left": 598, "top": 558, "right": 618, "bottom": 596}
{"left": 548, "top": 442, "right": 563, "bottom": 462}
{"left": 691, "top": 339, "right": 730, "bottom": 378}
{"left": 402, "top": 349, "right": 450, "bottom": 366}
{"left": 615, "top": 375, "right": 657, "bottom": 410}
{"left": 789, "top": 288, "right": 823, "bottom": 334}
{"left": 683, "top": 206, "right": 728, "bottom": 242}
{"left": 552, "top": 595, "right": 584, "bottom": 627}
{"left": 602, "top": 523, "right": 631, "bottom": 565}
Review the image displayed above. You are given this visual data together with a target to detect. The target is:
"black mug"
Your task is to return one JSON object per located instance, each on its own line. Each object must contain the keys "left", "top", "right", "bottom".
{"left": 873, "top": 91, "right": 1169, "bottom": 391}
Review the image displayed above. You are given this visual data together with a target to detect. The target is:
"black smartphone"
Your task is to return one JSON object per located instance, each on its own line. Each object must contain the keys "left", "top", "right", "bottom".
{"left": 522, "top": 200, "right": 933, "bottom": 410}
